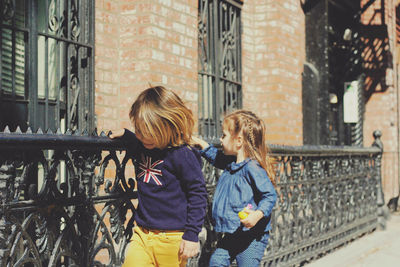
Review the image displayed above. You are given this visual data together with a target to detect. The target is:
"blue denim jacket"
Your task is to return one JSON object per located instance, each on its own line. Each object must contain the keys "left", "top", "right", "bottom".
{"left": 200, "top": 144, "right": 277, "bottom": 233}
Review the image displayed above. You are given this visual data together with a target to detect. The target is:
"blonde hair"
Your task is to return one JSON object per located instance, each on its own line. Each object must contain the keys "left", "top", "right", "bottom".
{"left": 129, "top": 86, "right": 194, "bottom": 149}
{"left": 223, "top": 110, "right": 276, "bottom": 186}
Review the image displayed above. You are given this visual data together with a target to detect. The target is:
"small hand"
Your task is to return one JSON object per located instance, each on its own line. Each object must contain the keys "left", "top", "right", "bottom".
{"left": 240, "top": 210, "right": 264, "bottom": 229}
{"left": 179, "top": 239, "right": 200, "bottom": 260}
{"left": 191, "top": 136, "right": 209, "bottom": 150}
{"left": 108, "top": 129, "right": 125, "bottom": 139}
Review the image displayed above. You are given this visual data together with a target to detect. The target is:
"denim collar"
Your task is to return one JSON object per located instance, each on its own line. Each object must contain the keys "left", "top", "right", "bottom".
{"left": 227, "top": 158, "right": 251, "bottom": 172}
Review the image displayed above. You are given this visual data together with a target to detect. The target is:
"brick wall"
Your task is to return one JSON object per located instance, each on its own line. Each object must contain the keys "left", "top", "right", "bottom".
{"left": 95, "top": 0, "right": 398, "bottom": 202}
{"left": 95, "top": 0, "right": 198, "bottom": 133}
{"left": 96, "top": 0, "right": 304, "bottom": 143}
{"left": 95, "top": 0, "right": 121, "bottom": 132}
{"left": 362, "top": 0, "right": 399, "bottom": 202}
{"left": 242, "top": 0, "right": 305, "bottom": 146}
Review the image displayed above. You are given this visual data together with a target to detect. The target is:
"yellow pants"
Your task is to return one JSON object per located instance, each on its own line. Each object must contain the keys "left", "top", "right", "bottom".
{"left": 123, "top": 226, "right": 187, "bottom": 267}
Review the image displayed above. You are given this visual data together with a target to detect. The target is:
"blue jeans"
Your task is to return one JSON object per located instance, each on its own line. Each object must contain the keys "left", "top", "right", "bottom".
{"left": 209, "top": 229, "right": 269, "bottom": 267}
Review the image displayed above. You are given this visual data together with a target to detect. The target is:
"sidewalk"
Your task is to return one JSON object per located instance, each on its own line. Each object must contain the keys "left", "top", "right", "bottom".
{"left": 305, "top": 212, "right": 400, "bottom": 267}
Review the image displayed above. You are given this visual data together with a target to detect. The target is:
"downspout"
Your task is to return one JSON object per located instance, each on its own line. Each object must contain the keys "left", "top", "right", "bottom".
{"left": 394, "top": 4, "right": 400, "bottom": 208}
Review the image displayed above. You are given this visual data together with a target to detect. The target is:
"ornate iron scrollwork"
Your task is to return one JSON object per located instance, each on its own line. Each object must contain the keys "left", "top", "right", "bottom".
{"left": 2, "top": 0, "right": 15, "bottom": 22}
{"left": 197, "top": 140, "right": 384, "bottom": 266}
{"left": 69, "top": 59, "right": 81, "bottom": 131}
{"left": 0, "top": 129, "right": 136, "bottom": 266}
{"left": 48, "top": 0, "right": 69, "bottom": 37}
{"left": 48, "top": 0, "right": 81, "bottom": 39}
{"left": 48, "top": 0, "right": 60, "bottom": 33}
{"left": 0, "top": 128, "right": 385, "bottom": 266}
{"left": 220, "top": 5, "right": 237, "bottom": 79}
{"left": 70, "top": 0, "right": 81, "bottom": 41}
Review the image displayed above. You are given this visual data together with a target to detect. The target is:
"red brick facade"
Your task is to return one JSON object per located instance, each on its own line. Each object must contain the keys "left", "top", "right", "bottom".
{"left": 242, "top": 1, "right": 304, "bottom": 145}
{"left": 362, "top": 0, "right": 399, "bottom": 202}
{"left": 95, "top": 0, "right": 304, "bottom": 143}
{"left": 95, "top": 0, "right": 399, "bottom": 203}
{"left": 96, "top": 0, "right": 198, "bottom": 133}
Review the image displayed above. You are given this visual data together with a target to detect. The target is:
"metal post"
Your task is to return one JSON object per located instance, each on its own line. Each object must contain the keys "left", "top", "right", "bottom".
{"left": 372, "top": 130, "right": 386, "bottom": 229}
{"left": 27, "top": 0, "right": 38, "bottom": 131}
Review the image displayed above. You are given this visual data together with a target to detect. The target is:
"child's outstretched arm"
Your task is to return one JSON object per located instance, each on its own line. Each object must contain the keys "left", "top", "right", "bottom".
{"left": 191, "top": 136, "right": 210, "bottom": 150}
{"left": 191, "top": 135, "right": 236, "bottom": 169}
{"left": 108, "top": 129, "right": 125, "bottom": 139}
{"left": 108, "top": 128, "right": 140, "bottom": 155}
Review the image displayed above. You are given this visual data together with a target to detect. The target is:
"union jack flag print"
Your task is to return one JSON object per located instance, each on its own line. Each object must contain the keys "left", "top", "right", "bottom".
{"left": 138, "top": 155, "right": 164, "bottom": 186}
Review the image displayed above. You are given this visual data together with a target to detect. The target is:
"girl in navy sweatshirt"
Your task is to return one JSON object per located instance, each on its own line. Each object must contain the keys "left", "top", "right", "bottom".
{"left": 110, "top": 86, "right": 207, "bottom": 267}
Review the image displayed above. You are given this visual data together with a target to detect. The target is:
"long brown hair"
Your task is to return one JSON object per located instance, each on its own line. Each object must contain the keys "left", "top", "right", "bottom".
{"left": 223, "top": 110, "right": 276, "bottom": 186}
{"left": 129, "top": 86, "right": 194, "bottom": 149}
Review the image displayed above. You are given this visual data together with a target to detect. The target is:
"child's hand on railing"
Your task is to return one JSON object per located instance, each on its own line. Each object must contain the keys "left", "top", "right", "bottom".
{"left": 108, "top": 129, "right": 125, "bottom": 139}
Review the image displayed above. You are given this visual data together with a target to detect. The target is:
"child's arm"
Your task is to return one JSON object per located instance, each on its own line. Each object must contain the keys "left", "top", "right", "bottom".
{"left": 179, "top": 239, "right": 200, "bottom": 260}
{"left": 108, "top": 128, "right": 141, "bottom": 155}
{"left": 191, "top": 136, "right": 236, "bottom": 169}
{"left": 191, "top": 135, "right": 210, "bottom": 150}
{"left": 175, "top": 147, "right": 207, "bottom": 259}
{"left": 240, "top": 165, "right": 277, "bottom": 228}
{"left": 108, "top": 129, "right": 125, "bottom": 139}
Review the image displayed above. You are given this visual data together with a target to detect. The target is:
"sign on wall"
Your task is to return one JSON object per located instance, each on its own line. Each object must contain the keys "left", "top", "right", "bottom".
{"left": 343, "top": 81, "right": 359, "bottom": 123}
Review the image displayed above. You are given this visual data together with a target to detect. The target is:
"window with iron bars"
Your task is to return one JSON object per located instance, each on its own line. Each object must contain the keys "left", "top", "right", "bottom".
{"left": 198, "top": 0, "right": 242, "bottom": 142}
{"left": 0, "top": 0, "right": 95, "bottom": 133}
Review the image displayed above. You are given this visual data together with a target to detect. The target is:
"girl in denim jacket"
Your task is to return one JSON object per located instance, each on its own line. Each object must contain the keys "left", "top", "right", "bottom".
{"left": 192, "top": 110, "right": 277, "bottom": 267}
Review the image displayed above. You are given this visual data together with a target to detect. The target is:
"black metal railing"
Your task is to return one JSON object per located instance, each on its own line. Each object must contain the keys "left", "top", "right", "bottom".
{"left": 0, "top": 128, "right": 384, "bottom": 267}
{"left": 193, "top": 131, "right": 385, "bottom": 267}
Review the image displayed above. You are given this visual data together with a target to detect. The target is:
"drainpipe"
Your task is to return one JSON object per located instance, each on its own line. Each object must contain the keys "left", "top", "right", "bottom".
{"left": 391, "top": 1, "right": 400, "bottom": 210}
{"left": 395, "top": 12, "right": 400, "bottom": 210}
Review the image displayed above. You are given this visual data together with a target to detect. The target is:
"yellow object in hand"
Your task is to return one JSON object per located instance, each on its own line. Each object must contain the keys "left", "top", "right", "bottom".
{"left": 238, "top": 211, "right": 248, "bottom": 219}
{"left": 238, "top": 204, "right": 253, "bottom": 219}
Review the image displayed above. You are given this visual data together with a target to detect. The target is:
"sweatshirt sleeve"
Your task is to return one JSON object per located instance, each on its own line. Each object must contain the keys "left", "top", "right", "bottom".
{"left": 247, "top": 163, "right": 277, "bottom": 218}
{"left": 199, "top": 144, "right": 236, "bottom": 170}
{"left": 175, "top": 147, "right": 208, "bottom": 242}
{"left": 120, "top": 129, "right": 141, "bottom": 156}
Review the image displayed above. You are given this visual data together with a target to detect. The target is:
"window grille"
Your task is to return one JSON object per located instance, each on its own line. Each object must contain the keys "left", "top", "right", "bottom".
{"left": 0, "top": 0, "right": 95, "bottom": 133}
{"left": 198, "top": 0, "right": 242, "bottom": 142}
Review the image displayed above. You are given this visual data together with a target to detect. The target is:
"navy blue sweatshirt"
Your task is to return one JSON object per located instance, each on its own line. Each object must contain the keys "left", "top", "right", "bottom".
{"left": 121, "top": 129, "right": 207, "bottom": 242}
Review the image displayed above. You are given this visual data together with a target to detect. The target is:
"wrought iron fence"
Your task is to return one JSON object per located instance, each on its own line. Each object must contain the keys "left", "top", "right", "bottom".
{"left": 192, "top": 131, "right": 385, "bottom": 267}
{"left": 0, "top": 127, "right": 384, "bottom": 266}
